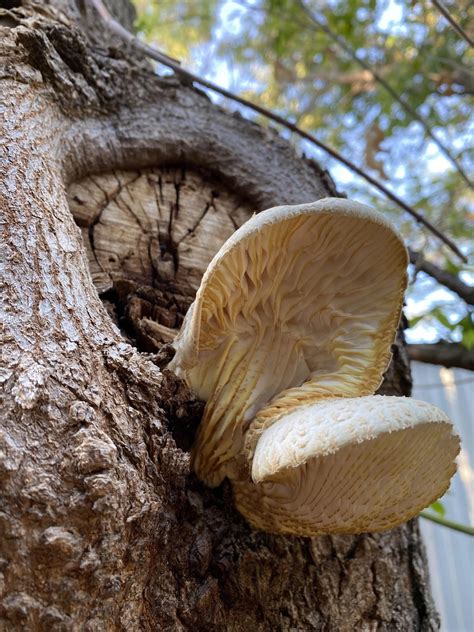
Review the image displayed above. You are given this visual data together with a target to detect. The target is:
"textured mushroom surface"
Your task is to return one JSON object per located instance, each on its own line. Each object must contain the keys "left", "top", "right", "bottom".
{"left": 233, "top": 396, "right": 460, "bottom": 535}
{"left": 169, "top": 198, "right": 408, "bottom": 486}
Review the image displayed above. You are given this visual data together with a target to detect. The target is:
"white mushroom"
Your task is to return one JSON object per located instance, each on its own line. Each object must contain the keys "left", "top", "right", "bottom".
{"left": 233, "top": 395, "right": 459, "bottom": 535}
{"left": 170, "top": 198, "right": 408, "bottom": 485}
{"left": 169, "top": 197, "right": 459, "bottom": 535}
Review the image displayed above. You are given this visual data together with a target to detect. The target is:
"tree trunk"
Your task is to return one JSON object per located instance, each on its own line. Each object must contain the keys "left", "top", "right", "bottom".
{"left": 0, "top": 2, "right": 439, "bottom": 630}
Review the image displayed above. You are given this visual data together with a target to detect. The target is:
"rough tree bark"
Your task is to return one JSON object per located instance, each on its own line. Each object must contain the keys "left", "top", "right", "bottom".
{"left": 0, "top": 1, "right": 440, "bottom": 630}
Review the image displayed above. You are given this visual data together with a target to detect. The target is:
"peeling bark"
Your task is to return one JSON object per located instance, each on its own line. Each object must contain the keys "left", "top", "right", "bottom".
{"left": 0, "top": 2, "right": 439, "bottom": 630}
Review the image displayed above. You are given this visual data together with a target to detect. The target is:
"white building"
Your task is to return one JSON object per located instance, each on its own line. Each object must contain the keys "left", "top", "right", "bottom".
{"left": 412, "top": 362, "right": 473, "bottom": 632}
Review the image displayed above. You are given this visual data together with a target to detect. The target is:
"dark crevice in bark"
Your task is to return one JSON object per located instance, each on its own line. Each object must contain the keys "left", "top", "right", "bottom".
{"left": 341, "top": 534, "right": 364, "bottom": 562}
{"left": 407, "top": 527, "right": 433, "bottom": 631}
{"left": 100, "top": 280, "right": 191, "bottom": 351}
{"left": 0, "top": 12, "right": 20, "bottom": 28}
{"left": 161, "top": 189, "right": 180, "bottom": 280}
{"left": 177, "top": 201, "right": 212, "bottom": 245}
{"left": 159, "top": 370, "right": 204, "bottom": 453}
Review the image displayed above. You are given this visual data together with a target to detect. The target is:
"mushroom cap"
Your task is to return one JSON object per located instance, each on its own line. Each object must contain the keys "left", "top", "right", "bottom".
{"left": 169, "top": 198, "right": 408, "bottom": 487}
{"left": 233, "top": 395, "right": 460, "bottom": 535}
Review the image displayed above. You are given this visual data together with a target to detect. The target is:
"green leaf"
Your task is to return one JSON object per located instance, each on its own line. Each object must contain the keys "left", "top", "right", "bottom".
{"left": 408, "top": 314, "right": 425, "bottom": 328}
{"left": 431, "top": 308, "right": 456, "bottom": 331}
{"left": 445, "top": 259, "right": 462, "bottom": 276}
{"left": 462, "top": 329, "right": 474, "bottom": 350}
{"left": 429, "top": 501, "right": 446, "bottom": 517}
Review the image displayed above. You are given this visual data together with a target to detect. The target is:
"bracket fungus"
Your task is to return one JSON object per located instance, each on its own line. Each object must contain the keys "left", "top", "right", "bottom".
{"left": 169, "top": 198, "right": 460, "bottom": 535}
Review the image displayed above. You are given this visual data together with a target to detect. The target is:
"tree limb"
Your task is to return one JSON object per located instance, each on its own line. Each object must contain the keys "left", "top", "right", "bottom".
{"left": 408, "top": 342, "right": 474, "bottom": 370}
{"left": 409, "top": 249, "right": 474, "bottom": 305}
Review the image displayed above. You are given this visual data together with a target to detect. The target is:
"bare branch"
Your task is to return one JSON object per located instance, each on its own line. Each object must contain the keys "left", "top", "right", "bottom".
{"left": 299, "top": 0, "right": 473, "bottom": 188}
{"left": 88, "top": 0, "right": 467, "bottom": 263}
{"left": 430, "top": 0, "right": 474, "bottom": 48}
{"left": 409, "top": 249, "right": 474, "bottom": 305}
{"left": 408, "top": 342, "right": 474, "bottom": 370}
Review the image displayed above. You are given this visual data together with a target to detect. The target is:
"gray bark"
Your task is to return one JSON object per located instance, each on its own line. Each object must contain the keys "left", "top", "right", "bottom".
{"left": 0, "top": 2, "right": 439, "bottom": 630}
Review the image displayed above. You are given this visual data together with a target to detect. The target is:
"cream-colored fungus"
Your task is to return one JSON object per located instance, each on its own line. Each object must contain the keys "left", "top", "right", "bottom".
{"left": 169, "top": 198, "right": 459, "bottom": 535}
{"left": 170, "top": 199, "right": 408, "bottom": 486}
{"left": 233, "top": 396, "right": 459, "bottom": 534}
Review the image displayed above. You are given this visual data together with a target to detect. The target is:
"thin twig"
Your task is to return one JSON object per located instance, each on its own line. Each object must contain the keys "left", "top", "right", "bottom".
{"left": 430, "top": 0, "right": 474, "bottom": 48}
{"left": 409, "top": 249, "right": 474, "bottom": 304}
{"left": 298, "top": 0, "right": 473, "bottom": 188}
{"left": 420, "top": 510, "right": 474, "bottom": 536}
{"left": 88, "top": 0, "right": 467, "bottom": 263}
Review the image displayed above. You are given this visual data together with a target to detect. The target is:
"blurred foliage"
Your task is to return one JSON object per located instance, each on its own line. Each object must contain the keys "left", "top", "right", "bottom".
{"left": 409, "top": 306, "right": 474, "bottom": 347}
{"left": 134, "top": 0, "right": 217, "bottom": 61}
{"left": 133, "top": 0, "right": 473, "bottom": 345}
